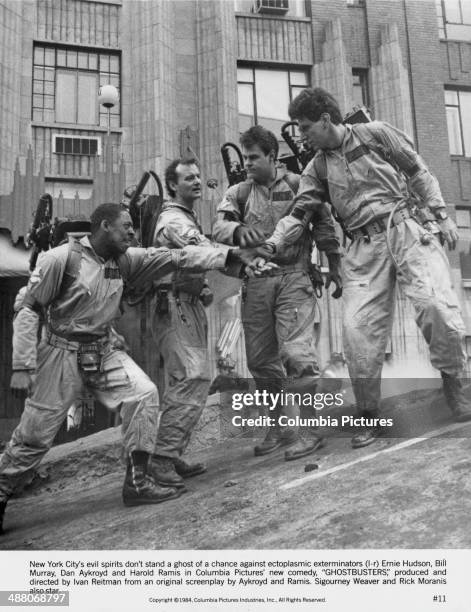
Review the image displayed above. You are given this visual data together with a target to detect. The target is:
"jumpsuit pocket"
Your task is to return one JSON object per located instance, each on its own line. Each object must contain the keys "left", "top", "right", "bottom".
{"left": 344, "top": 278, "right": 370, "bottom": 291}
{"left": 86, "top": 351, "right": 131, "bottom": 390}
{"left": 342, "top": 278, "right": 371, "bottom": 327}
{"left": 173, "top": 300, "right": 208, "bottom": 348}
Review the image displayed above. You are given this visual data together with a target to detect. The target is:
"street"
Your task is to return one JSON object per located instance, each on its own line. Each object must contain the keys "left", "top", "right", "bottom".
{"left": 2, "top": 386, "right": 471, "bottom": 550}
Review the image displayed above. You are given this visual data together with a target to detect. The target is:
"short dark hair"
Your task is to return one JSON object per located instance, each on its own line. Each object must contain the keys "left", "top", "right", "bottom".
{"left": 288, "top": 87, "right": 343, "bottom": 125}
{"left": 90, "top": 202, "right": 126, "bottom": 233}
{"left": 165, "top": 157, "right": 199, "bottom": 198}
{"left": 239, "top": 125, "right": 279, "bottom": 159}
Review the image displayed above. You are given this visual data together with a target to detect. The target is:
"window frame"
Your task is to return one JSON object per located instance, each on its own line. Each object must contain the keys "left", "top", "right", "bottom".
{"left": 234, "top": 0, "right": 309, "bottom": 18}
{"left": 456, "top": 207, "right": 471, "bottom": 229}
{"left": 352, "top": 68, "right": 370, "bottom": 109}
{"left": 52, "top": 134, "right": 101, "bottom": 157}
{"left": 236, "top": 64, "right": 310, "bottom": 156}
{"left": 237, "top": 64, "right": 310, "bottom": 124}
{"left": 436, "top": 0, "right": 471, "bottom": 41}
{"left": 445, "top": 88, "right": 471, "bottom": 158}
{"left": 32, "top": 43, "right": 121, "bottom": 128}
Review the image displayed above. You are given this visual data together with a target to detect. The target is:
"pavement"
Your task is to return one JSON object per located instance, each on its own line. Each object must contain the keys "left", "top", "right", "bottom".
{"left": 2, "top": 384, "right": 471, "bottom": 550}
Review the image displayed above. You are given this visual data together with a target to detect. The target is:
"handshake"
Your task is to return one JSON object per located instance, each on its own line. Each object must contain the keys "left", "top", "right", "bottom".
{"left": 230, "top": 225, "right": 343, "bottom": 297}
{"left": 231, "top": 226, "right": 278, "bottom": 278}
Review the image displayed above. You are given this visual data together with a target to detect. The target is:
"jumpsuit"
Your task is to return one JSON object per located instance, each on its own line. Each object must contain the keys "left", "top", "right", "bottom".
{"left": 0, "top": 236, "right": 231, "bottom": 500}
{"left": 151, "top": 202, "right": 240, "bottom": 458}
{"left": 267, "top": 122, "right": 466, "bottom": 415}
{"left": 213, "top": 165, "right": 340, "bottom": 417}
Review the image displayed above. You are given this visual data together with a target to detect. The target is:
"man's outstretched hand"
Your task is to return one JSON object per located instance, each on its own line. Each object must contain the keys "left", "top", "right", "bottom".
{"left": 233, "top": 226, "right": 266, "bottom": 248}
{"left": 229, "top": 247, "right": 278, "bottom": 276}
{"left": 244, "top": 258, "right": 279, "bottom": 278}
{"left": 250, "top": 243, "right": 276, "bottom": 261}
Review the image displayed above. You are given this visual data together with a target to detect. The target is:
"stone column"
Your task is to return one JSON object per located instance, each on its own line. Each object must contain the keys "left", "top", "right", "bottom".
{"left": 312, "top": 19, "right": 352, "bottom": 114}
{"left": 196, "top": 0, "right": 238, "bottom": 232}
{"left": 370, "top": 24, "right": 414, "bottom": 136}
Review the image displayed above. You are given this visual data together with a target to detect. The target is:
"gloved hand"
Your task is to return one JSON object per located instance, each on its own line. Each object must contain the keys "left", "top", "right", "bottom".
{"left": 233, "top": 225, "right": 266, "bottom": 248}
{"left": 325, "top": 253, "right": 343, "bottom": 299}
{"left": 437, "top": 217, "right": 459, "bottom": 250}
{"left": 308, "top": 263, "right": 324, "bottom": 298}
{"left": 199, "top": 285, "right": 214, "bottom": 306}
{"left": 10, "top": 370, "right": 36, "bottom": 398}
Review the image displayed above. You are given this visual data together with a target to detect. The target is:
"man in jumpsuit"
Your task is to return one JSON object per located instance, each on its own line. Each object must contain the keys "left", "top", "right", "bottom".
{"left": 256, "top": 87, "right": 471, "bottom": 448}
{"left": 149, "top": 157, "right": 252, "bottom": 489}
{"left": 213, "top": 126, "right": 342, "bottom": 460}
{"left": 0, "top": 202, "right": 255, "bottom": 533}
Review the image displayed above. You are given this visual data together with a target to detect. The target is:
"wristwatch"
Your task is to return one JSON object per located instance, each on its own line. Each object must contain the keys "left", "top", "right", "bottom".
{"left": 434, "top": 210, "right": 448, "bottom": 221}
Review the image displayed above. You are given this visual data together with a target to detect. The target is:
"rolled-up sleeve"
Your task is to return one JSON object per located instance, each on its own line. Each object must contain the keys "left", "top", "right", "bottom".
{"left": 212, "top": 185, "right": 243, "bottom": 245}
{"left": 311, "top": 203, "right": 341, "bottom": 255}
{"left": 13, "top": 307, "right": 40, "bottom": 371}
{"left": 269, "top": 162, "right": 327, "bottom": 249}
{"left": 368, "top": 121, "right": 446, "bottom": 211}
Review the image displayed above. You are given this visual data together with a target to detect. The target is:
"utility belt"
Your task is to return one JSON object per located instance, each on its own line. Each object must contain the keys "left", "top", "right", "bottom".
{"left": 46, "top": 328, "right": 109, "bottom": 373}
{"left": 154, "top": 280, "right": 212, "bottom": 316}
{"left": 349, "top": 208, "right": 411, "bottom": 242}
{"left": 159, "top": 286, "right": 200, "bottom": 303}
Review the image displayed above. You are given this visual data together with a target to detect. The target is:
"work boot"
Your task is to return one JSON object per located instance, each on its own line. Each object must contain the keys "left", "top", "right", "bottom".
{"left": 150, "top": 455, "right": 186, "bottom": 489}
{"left": 253, "top": 427, "right": 298, "bottom": 456}
{"left": 173, "top": 457, "right": 206, "bottom": 479}
{"left": 441, "top": 372, "right": 471, "bottom": 422}
{"left": 0, "top": 500, "right": 7, "bottom": 535}
{"left": 351, "top": 426, "right": 384, "bottom": 449}
{"left": 284, "top": 406, "right": 325, "bottom": 461}
{"left": 208, "top": 373, "right": 249, "bottom": 395}
{"left": 285, "top": 434, "right": 325, "bottom": 461}
{"left": 122, "top": 451, "right": 181, "bottom": 507}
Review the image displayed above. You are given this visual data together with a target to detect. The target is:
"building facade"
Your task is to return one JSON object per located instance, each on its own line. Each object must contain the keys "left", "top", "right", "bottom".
{"left": 1, "top": 0, "right": 471, "bottom": 429}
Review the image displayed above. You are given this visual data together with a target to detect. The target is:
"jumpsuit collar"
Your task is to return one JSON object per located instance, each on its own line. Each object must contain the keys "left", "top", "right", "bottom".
{"left": 164, "top": 200, "right": 199, "bottom": 221}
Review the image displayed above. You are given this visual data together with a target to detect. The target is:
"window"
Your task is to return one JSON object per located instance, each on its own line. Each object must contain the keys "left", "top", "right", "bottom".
{"left": 352, "top": 69, "right": 369, "bottom": 108}
{"left": 53, "top": 135, "right": 101, "bottom": 156}
{"left": 445, "top": 89, "right": 471, "bottom": 156}
{"left": 436, "top": 0, "right": 471, "bottom": 41}
{"left": 237, "top": 66, "right": 309, "bottom": 155}
{"left": 460, "top": 251, "right": 471, "bottom": 280}
{"left": 456, "top": 208, "right": 471, "bottom": 228}
{"left": 33, "top": 44, "right": 120, "bottom": 128}
{"left": 234, "top": 0, "right": 306, "bottom": 17}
